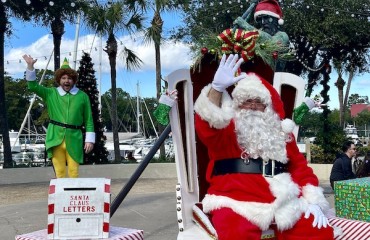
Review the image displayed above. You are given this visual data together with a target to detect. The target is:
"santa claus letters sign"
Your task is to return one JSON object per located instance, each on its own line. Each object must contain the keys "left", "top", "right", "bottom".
{"left": 47, "top": 178, "right": 111, "bottom": 239}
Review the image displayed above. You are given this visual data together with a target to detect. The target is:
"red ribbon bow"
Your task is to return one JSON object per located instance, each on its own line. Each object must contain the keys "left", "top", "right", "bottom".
{"left": 218, "top": 28, "right": 259, "bottom": 61}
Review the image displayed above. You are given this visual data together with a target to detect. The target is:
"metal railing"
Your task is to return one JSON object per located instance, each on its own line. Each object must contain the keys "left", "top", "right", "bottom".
{"left": 110, "top": 124, "right": 171, "bottom": 217}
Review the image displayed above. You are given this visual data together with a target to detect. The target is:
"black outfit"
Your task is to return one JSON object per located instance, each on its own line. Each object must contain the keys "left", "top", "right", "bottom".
{"left": 329, "top": 153, "right": 356, "bottom": 189}
{"left": 356, "top": 158, "right": 370, "bottom": 178}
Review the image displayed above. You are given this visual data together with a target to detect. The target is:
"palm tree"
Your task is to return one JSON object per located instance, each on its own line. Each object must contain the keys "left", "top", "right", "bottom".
{"left": 334, "top": 63, "right": 346, "bottom": 126}
{"left": 333, "top": 48, "right": 368, "bottom": 128}
{"left": 143, "top": 0, "right": 189, "bottom": 158}
{"left": 84, "top": 0, "right": 145, "bottom": 162}
{"left": 28, "top": 1, "right": 88, "bottom": 70}
{"left": 0, "top": 1, "right": 35, "bottom": 168}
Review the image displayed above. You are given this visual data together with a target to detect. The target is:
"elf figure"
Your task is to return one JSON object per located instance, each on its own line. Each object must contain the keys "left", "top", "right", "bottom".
{"left": 23, "top": 54, "right": 95, "bottom": 178}
{"left": 293, "top": 95, "right": 325, "bottom": 125}
{"left": 153, "top": 89, "right": 178, "bottom": 125}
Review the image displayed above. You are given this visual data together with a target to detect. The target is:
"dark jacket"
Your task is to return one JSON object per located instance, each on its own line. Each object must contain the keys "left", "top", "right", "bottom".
{"left": 356, "top": 158, "right": 370, "bottom": 178}
{"left": 329, "top": 153, "right": 356, "bottom": 189}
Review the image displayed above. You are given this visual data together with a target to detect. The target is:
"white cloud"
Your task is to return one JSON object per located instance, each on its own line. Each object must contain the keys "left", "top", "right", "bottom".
{"left": 5, "top": 35, "right": 54, "bottom": 75}
{"left": 115, "top": 34, "right": 193, "bottom": 72}
{"left": 4, "top": 33, "right": 193, "bottom": 78}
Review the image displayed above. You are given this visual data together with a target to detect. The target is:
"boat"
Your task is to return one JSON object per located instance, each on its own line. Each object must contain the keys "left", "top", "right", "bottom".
{"left": 105, "top": 141, "right": 137, "bottom": 162}
{"left": 12, "top": 152, "right": 32, "bottom": 167}
{"left": 0, "top": 131, "right": 22, "bottom": 153}
{"left": 344, "top": 124, "right": 360, "bottom": 145}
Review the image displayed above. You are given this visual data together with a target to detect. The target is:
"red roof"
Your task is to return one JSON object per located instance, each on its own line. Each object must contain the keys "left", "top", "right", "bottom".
{"left": 351, "top": 104, "right": 370, "bottom": 117}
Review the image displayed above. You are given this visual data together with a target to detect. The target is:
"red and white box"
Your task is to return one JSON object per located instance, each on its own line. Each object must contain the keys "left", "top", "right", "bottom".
{"left": 326, "top": 209, "right": 370, "bottom": 240}
{"left": 47, "top": 178, "right": 111, "bottom": 239}
{"left": 15, "top": 178, "right": 145, "bottom": 240}
{"left": 15, "top": 226, "right": 144, "bottom": 240}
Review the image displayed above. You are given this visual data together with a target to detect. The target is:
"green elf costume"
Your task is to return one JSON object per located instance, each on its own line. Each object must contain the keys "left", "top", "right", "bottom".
{"left": 25, "top": 58, "right": 95, "bottom": 178}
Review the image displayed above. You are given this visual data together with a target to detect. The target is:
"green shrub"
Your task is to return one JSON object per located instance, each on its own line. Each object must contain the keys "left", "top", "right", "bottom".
{"left": 310, "top": 144, "right": 337, "bottom": 164}
{"left": 356, "top": 146, "right": 370, "bottom": 157}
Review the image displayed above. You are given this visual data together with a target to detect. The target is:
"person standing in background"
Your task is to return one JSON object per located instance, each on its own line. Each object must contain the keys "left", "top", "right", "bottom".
{"left": 355, "top": 151, "right": 370, "bottom": 178}
{"left": 330, "top": 141, "right": 357, "bottom": 189}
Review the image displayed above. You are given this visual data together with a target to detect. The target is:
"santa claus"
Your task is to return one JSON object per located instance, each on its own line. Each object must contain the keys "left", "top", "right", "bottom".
{"left": 194, "top": 54, "right": 335, "bottom": 239}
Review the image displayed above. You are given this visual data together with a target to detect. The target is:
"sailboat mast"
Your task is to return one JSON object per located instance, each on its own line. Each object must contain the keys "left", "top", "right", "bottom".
{"left": 28, "top": 114, "right": 31, "bottom": 143}
{"left": 137, "top": 82, "right": 141, "bottom": 135}
{"left": 72, "top": 13, "right": 81, "bottom": 70}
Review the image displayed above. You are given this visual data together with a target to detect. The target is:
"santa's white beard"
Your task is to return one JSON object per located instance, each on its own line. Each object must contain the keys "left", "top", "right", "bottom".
{"left": 234, "top": 108, "right": 288, "bottom": 163}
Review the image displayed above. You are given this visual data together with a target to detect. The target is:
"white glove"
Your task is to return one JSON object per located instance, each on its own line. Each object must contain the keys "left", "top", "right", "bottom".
{"left": 304, "top": 204, "right": 329, "bottom": 229}
{"left": 313, "top": 95, "right": 327, "bottom": 108}
{"left": 158, "top": 89, "right": 178, "bottom": 107}
{"left": 211, "top": 54, "right": 245, "bottom": 92}
{"left": 165, "top": 89, "right": 178, "bottom": 100}
{"left": 303, "top": 97, "right": 316, "bottom": 110}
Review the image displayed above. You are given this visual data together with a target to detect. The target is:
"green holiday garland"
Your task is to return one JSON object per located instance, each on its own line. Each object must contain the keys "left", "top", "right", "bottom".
{"left": 194, "top": 28, "right": 295, "bottom": 70}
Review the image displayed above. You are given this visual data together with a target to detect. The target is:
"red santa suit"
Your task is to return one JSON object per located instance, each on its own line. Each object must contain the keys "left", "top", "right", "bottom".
{"left": 194, "top": 74, "right": 334, "bottom": 240}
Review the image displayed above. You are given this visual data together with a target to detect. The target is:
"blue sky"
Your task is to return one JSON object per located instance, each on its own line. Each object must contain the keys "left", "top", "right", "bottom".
{"left": 4, "top": 12, "right": 192, "bottom": 100}
{"left": 4, "top": 11, "right": 369, "bottom": 110}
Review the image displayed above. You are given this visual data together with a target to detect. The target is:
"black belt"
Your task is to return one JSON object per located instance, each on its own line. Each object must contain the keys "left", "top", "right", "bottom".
{"left": 213, "top": 158, "right": 288, "bottom": 177}
{"left": 49, "top": 119, "right": 83, "bottom": 130}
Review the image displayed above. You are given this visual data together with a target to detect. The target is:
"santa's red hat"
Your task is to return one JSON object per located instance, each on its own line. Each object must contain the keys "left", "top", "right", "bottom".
{"left": 231, "top": 73, "right": 295, "bottom": 133}
{"left": 254, "top": 0, "right": 284, "bottom": 25}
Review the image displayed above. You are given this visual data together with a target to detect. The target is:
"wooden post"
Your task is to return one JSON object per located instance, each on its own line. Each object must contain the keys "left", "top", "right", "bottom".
{"left": 305, "top": 137, "right": 311, "bottom": 163}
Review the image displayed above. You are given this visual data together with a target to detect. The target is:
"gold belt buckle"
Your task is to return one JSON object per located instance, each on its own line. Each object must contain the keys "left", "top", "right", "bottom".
{"left": 262, "top": 159, "right": 275, "bottom": 178}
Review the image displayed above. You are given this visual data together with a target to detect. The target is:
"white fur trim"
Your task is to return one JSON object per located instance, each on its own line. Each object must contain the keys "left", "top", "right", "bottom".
{"left": 264, "top": 173, "right": 304, "bottom": 230}
{"left": 203, "top": 173, "right": 309, "bottom": 231}
{"left": 192, "top": 204, "right": 218, "bottom": 238}
{"left": 232, "top": 73, "right": 271, "bottom": 107}
{"left": 194, "top": 84, "right": 234, "bottom": 129}
{"left": 301, "top": 184, "right": 330, "bottom": 212}
{"left": 26, "top": 68, "right": 36, "bottom": 81}
{"left": 202, "top": 194, "right": 275, "bottom": 231}
{"left": 85, "top": 132, "right": 96, "bottom": 143}
{"left": 159, "top": 94, "right": 176, "bottom": 107}
{"left": 304, "top": 97, "right": 315, "bottom": 110}
{"left": 325, "top": 209, "right": 342, "bottom": 238}
{"left": 281, "top": 119, "right": 295, "bottom": 133}
{"left": 333, "top": 226, "right": 343, "bottom": 238}
{"left": 254, "top": 10, "right": 281, "bottom": 20}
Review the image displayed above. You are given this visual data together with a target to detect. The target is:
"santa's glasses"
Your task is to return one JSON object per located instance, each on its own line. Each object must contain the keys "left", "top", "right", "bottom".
{"left": 240, "top": 99, "right": 266, "bottom": 110}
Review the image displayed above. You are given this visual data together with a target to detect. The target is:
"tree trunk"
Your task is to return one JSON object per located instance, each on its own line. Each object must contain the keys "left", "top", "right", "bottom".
{"left": 0, "top": 6, "right": 13, "bottom": 168}
{"left": 51, "top": 16, "right": 65, "bottom": 71}
{"left": 105, "top": 34, "right": 120, "bottom": 163}
{"left": 155, "top": 45, "right": 162, "bottom": 100}
{"left": 335, "top": 74, "right": 346, "bottom": 127}
{"left": 155, "top": 41, "right": 166, "bottom": 158}
{"left": 343, "top": 66, "right": 354, "bottom": 116}
{"left": 153, "top": 11, "right": 166, "bottom": 159}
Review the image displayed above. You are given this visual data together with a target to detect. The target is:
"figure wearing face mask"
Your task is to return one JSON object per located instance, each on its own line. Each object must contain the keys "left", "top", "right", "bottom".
{"left": 234, "top": 0, "right": 289, "bottom": 72}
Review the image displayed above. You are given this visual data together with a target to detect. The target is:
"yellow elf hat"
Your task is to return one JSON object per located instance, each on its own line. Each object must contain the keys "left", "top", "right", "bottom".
{"left": 60, "top": 58, "right": 71, "bottom": 69}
